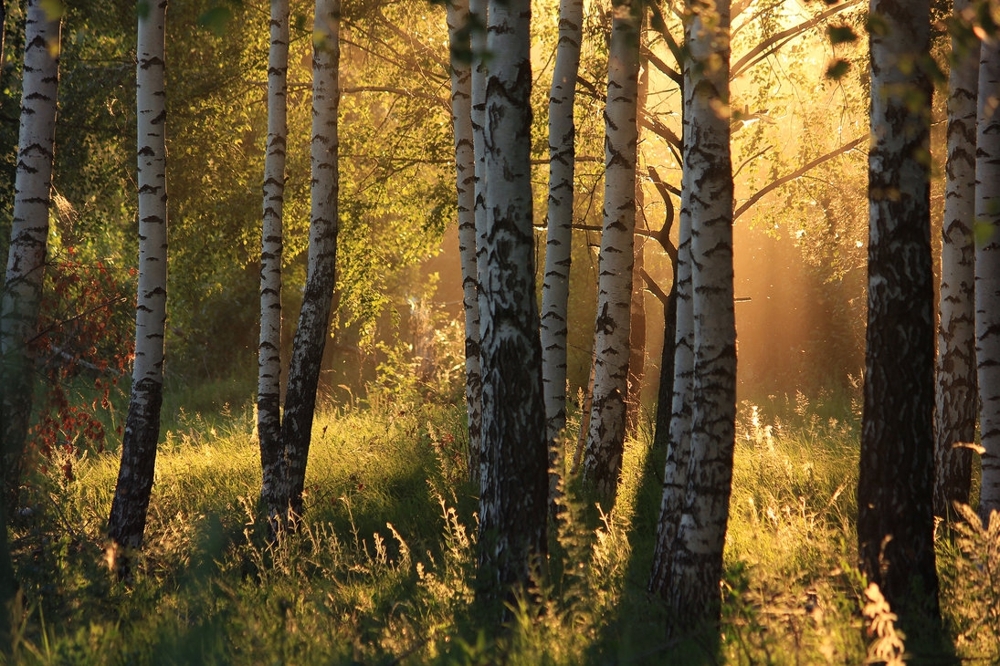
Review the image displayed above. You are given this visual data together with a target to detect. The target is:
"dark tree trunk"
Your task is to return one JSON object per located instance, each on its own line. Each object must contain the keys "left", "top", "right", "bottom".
{"left": 107, "top": 378, "right": 163, "bottom": 571}
{"left": 857, "top": 0, "right": 938, "bottom": 616}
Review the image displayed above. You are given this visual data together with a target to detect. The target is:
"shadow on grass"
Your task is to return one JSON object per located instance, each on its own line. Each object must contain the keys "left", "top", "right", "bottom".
{"left": 581, "top": 428, "right": 724, "bottom": 665}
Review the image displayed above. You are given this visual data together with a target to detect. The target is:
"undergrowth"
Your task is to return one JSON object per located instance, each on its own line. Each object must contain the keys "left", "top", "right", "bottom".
{"left": 3, "top": 392, "right": 998, "bottom": 664}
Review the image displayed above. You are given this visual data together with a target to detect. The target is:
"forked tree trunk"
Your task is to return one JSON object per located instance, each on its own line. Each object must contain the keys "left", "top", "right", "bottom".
{"left": 447, "top": 0, "right": 483, "bottom": 484}
{"left": 1, "top": 0, "right": 60, "bottom": 512}
{"left": 476, "top": 0, "right": 548, "bottom": 602}
{"left": 582, "top": 0, "right": 641, "bottom": 504}
{"left": 660, "top": 0, "right": 736, "bottom": 628}
{"left": 107, "top": 0, "right": 168, "bottom": 572}
{"left": 277, "top": 0, "right": 340, "bottom": 523}
{"left": 259, "top": 0, "right": 289, "bottom": 525}
{"left": 976, "top": 36, "right": 1000, "bottom": 520}
{"left": 934, "top": 0, "right": 978, "bottom": 519}
{"left": 540, "top": 0, "right": 583, "bottom": 499}
{"left": 857, "top": 0, "right": 938, "bottom": 614}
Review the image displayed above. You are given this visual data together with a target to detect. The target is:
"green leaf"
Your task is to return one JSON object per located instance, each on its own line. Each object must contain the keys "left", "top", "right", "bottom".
{"left": 975, "top": 220, "right": 997, "bottom": 248}
{"left": 198, "top": 6, "right": 233, "bottom": 36}
{"left": 826, "top": 25, "right": 857, "bottom": 45}
{"left": 40, "top": 0, "right": 65, "bottom": 20}
{"left": 866, "top": 14, "right": 889, "bottom": 37}
{"left": 137, "top": 1, "right": 151, "bottom": 20}
{"left": 825, "top": 58, "right": 851, "bottom": 80}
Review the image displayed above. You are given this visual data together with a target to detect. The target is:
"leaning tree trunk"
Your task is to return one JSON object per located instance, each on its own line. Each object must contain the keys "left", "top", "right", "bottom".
{"left": 258, "top": 0, "right": 289, "bottom": 526}
{"left": 857, "top": 0, "right": 938, "bottom": 615}
{"left": 659, "top": 0, "right": 736, "bottom": 629}
{"left": 277, "top": 0, "right": 340, "bottom": 523}
{"left": 476, "top": 0, "right": 548, "bottom": 604}
{"left": 934, "top": 0, "right": 978, "bottom": 519}
{"left": 0, "top": 0, "right": 59, "bottom": 625}
{"left": 1, "top": 0, "right": 61, "bottom": 512}
{"left": 107, "top": 0, "right": 169, "bottom": 574}
{"left": 582, "top": 0, "right": 641, "bottom": 504}
{"left": 447, "top": 0, "right": 483, "bottom": 484}
{"left": 540, "top": 0, "right": 583, "bottom": 498}
{"left": 976, "top": 35, "right": 1000, "bottom": 520}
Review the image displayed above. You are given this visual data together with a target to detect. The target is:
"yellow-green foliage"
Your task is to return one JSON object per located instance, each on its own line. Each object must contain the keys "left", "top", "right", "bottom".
{"left": 4, "top": 395, "right": 998, "bottom": 664}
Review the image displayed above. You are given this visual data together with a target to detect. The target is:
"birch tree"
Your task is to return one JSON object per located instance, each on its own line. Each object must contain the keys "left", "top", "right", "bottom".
{"left": 446, "top": 0, "right": 482, "bottom": 483}
{"left": 540, "top": 0, "right": 583, "bottom": 495}
{"left": 649, "top": 182, "right": 692, "bottom": 605}
{"left": 107, "top": 0, "right": 169, "bottom": 573}
{"left": 470, "top": 0, "right": 487, "bottom": 483}
{"left": 976, "top": 33, "right": 1000, "bottom": 520}
{"left": 0, "top": 0, "right": 60, "bottom": 629}
{"left": 668, "top": 0, "right": 735, "bottom": 627}
{"left": 258, "top": 0, "right": 289, "bottom": 523}
{"left": 582, "top": 0, "right": 641, "bottom": 503}
{"left": 476, "top": 0, "right": 548, "bottom": 600}
{"left": 857, "top": 0, "right": 938, "bottom": 613}
{"left": 934, "top": 0, "right": 978, "bottom": 518}
{"left": 273, "top": 0, "right": 340, "bottom": 523}
{"left": 1, "top": 0, "right": 61, "bottom": 511}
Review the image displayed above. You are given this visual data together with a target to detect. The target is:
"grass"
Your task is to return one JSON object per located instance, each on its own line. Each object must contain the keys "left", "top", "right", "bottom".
{"left": 4, "top": 388, "right": 999, "bottom": 664}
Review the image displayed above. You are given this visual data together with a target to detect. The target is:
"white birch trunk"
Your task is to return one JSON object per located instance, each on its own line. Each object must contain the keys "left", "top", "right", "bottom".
{"left": 258, "top": 0, "right": 289, "bottom": 524}
{"left": 447, "top": 0, "right": 483, "bottom": 484}
{"left": 858, "top": 0, "right": 937, "bottom": 612}
{"left": 0, "top": 0, "right": 60, "bottom": 510}
{"left": 582, "top": 0, "right": 641, "bottom": 503}
{"left": 649, "top": 196, "right": 693, "bottom": 599}
{"left": 476, "top": 0, "right": 548, "bottom": 600}
{"left": 107, "top": 0, "right": 169, "bottom": 566}
{"left": 278, "top": 0, "right": 340, "bottom": 523}
{"left": 934, "top": 0, "right": 978, "bottom": 518}
{"left": 540, "top": 0, "right": 583, "bottom": 497}
{"left": 976, "top": 36, "right": 1000, "bottom": 519}
{"left": 470, "top": 0, "right": 488, "bottom": 485}
{"left": 664, "top": 0, "right": 736, "bottom": 626}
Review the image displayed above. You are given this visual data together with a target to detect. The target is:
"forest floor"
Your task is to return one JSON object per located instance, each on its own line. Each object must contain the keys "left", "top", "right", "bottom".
{"left": 5, "top": 385, "right": 1000, "bottom": 665}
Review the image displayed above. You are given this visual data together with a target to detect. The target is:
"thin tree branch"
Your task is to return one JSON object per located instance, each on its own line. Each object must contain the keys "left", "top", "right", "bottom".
{"left": 734, "top": 136, "right": 865, "bottom": 221}
{"left": 732, "top": 0, "right": 862, "bottom": 79}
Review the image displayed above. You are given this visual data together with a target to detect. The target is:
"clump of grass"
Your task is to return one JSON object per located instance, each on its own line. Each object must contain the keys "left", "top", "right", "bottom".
{"left": 938, "top": 505, "right": 1000, "bottom": 663}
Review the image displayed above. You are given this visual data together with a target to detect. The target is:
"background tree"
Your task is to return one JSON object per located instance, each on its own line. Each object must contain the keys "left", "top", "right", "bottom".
{"left": 258, "top": 0, "right": 289, "bottom": 524}
{"left": 541, "top": 0, "right": 584, "bottom": 499}
{"left": 934, "top": 0, "right": 978, "bottom": 519}
{"left": 857, "top": 0, "right": 938, "bottom": 615}
{"left": 446, "top": 0, "right": 482, "bottom": 483}
{"left": 976, "top": 30, "right": 1000, "bottom": 520}
{"left": 582, "top": 0, "right": 641, "bottom": 504}
{"left": 106, "top": 0, "right": 169, "bottom": 573}
{"left": 476, "top": 0, "right": 548, "bottom": 602}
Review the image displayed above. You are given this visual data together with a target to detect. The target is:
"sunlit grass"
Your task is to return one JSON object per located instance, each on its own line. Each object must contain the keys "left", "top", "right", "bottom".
{"left": 4, "top": 391, "right": 998, "bottom": 664}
